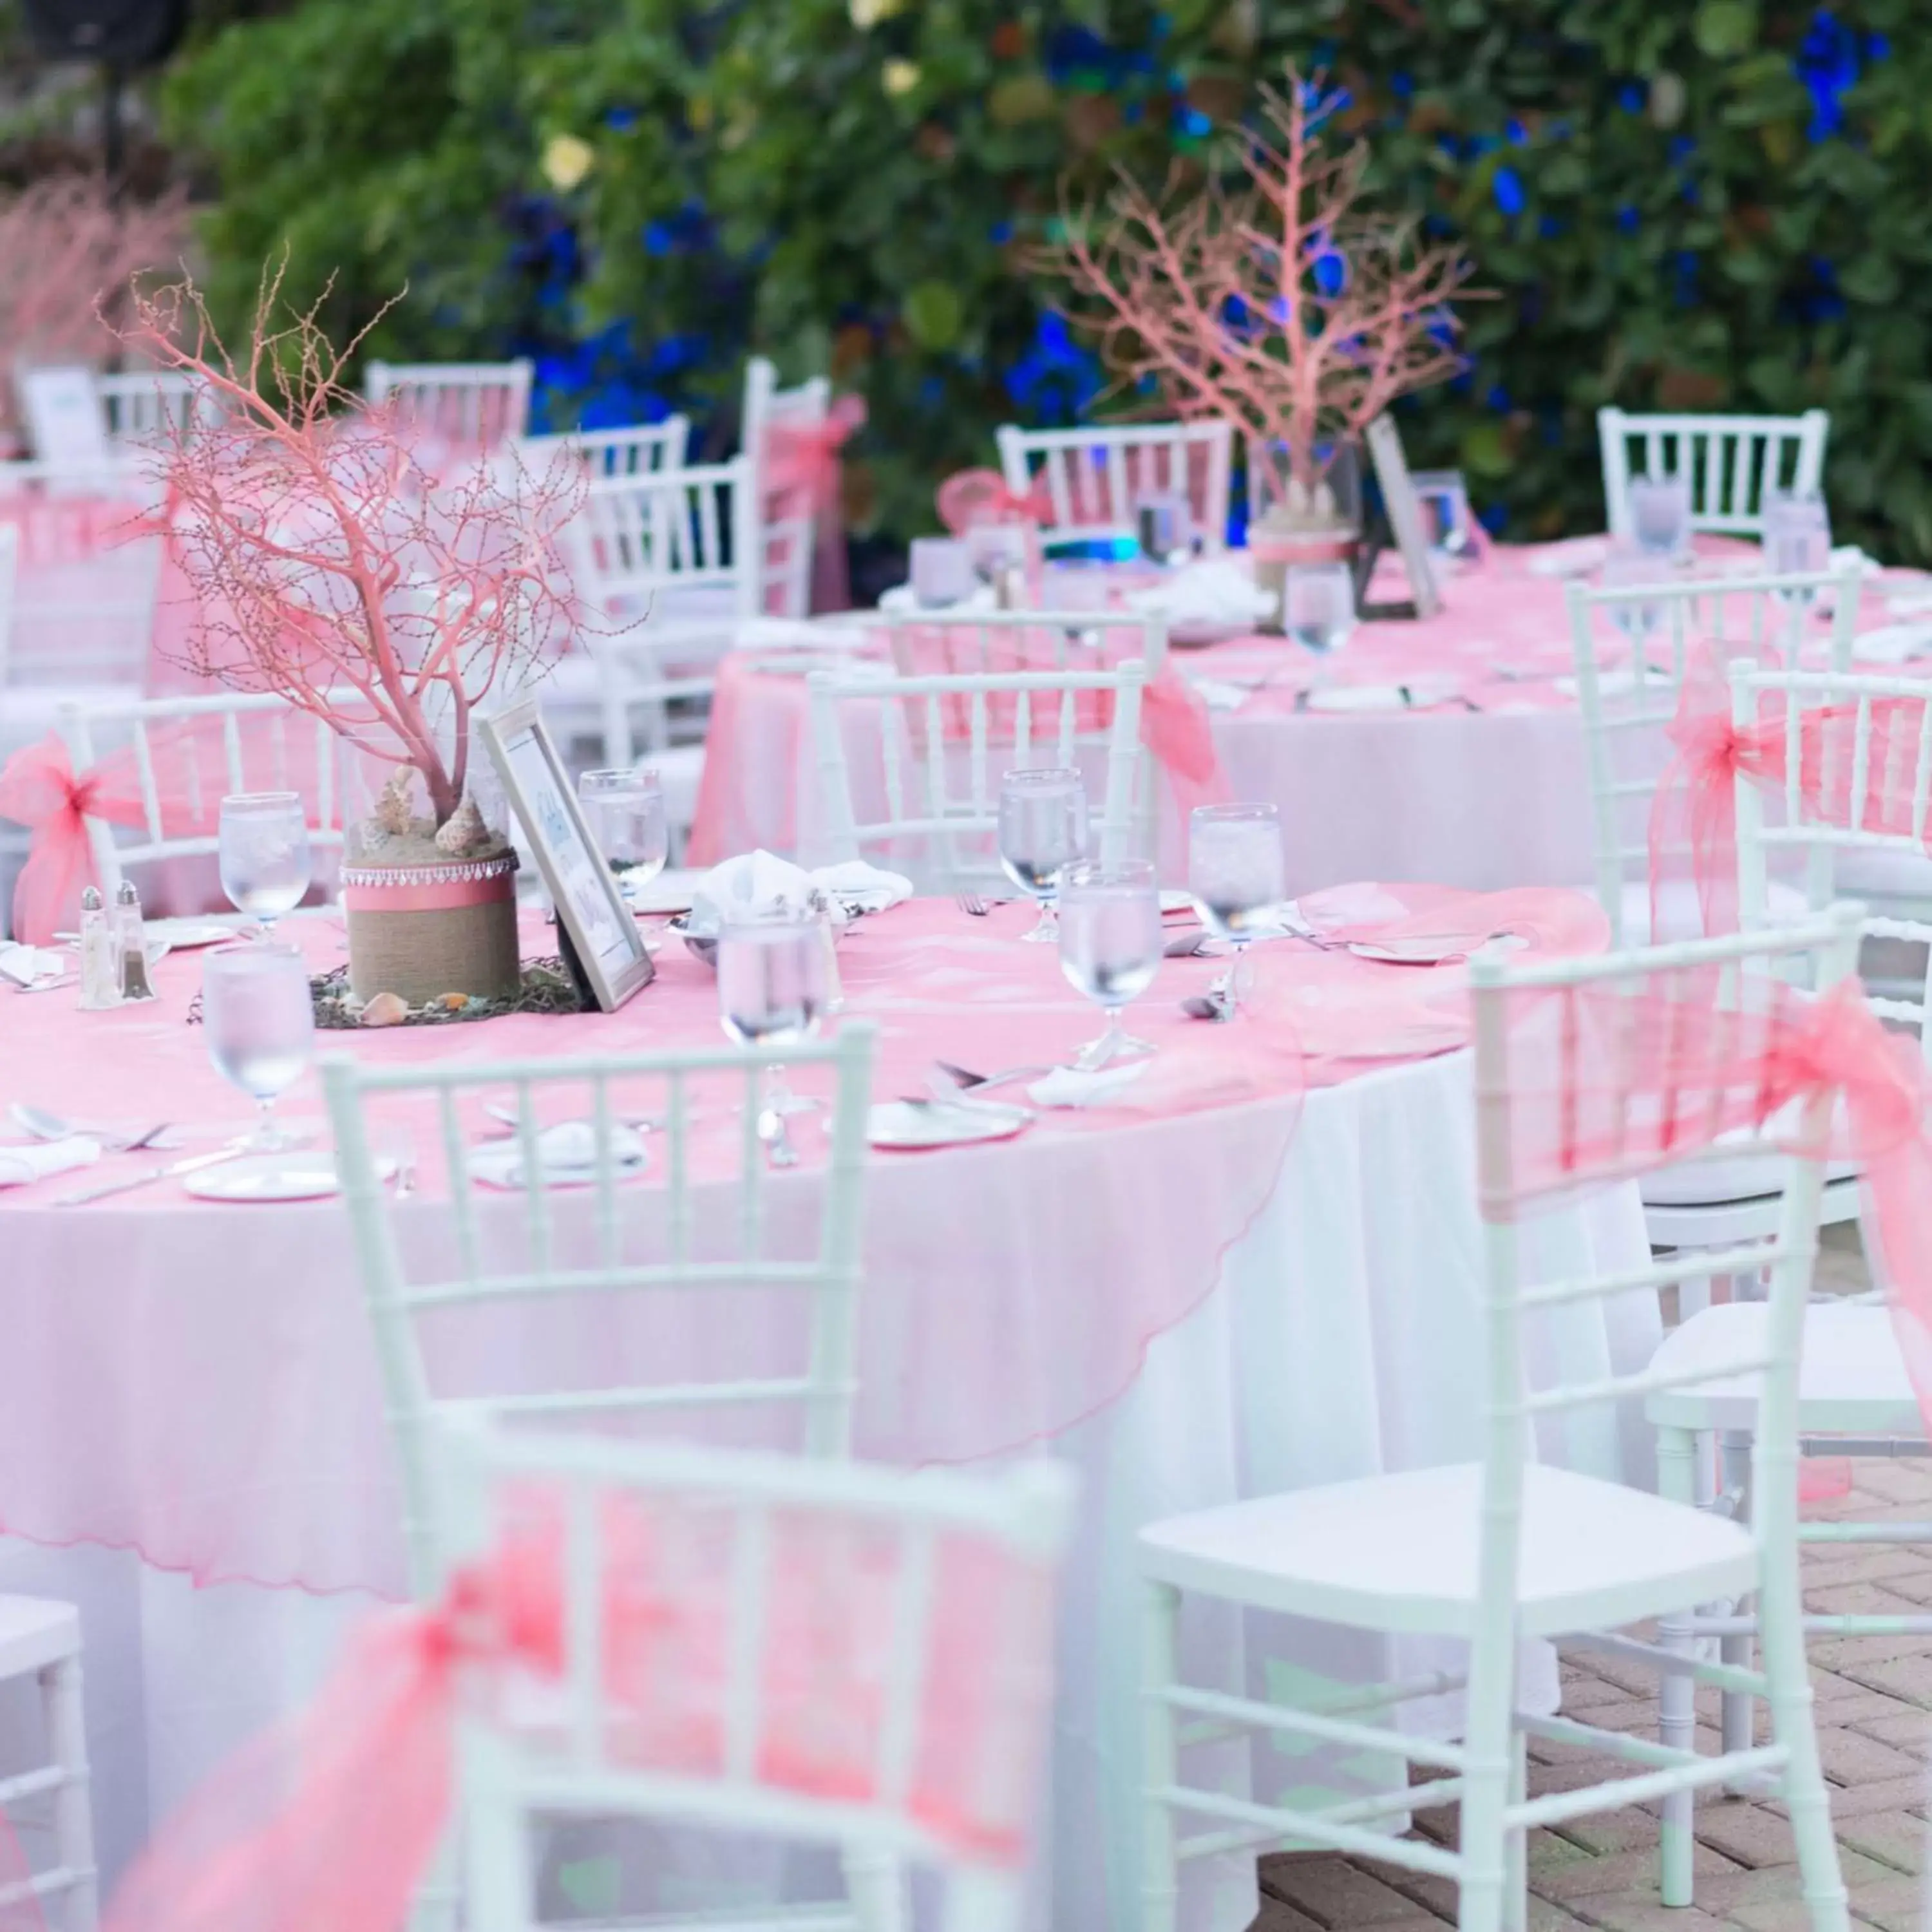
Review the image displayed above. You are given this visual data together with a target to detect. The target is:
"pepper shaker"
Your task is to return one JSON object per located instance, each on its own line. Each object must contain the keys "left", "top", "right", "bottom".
{"left": 78, "top": 886, "right": 120, "bottom": 1010}
{"left": 114, "top": 880, "right": 156, "bottom": 1003}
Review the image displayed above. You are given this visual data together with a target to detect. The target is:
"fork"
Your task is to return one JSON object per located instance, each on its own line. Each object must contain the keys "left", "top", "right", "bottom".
{"left": 933, "top": 1059, "right": 1052, "bottom": 1094}
{"left": 955, "top": 891, "right": 989, "bottom": 918}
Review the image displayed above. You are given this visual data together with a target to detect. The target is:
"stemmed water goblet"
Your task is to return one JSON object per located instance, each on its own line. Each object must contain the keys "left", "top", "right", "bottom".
{"left": 218, "top": 792, "right": 312, "bottom": 935}
{"left": 1058, "top": 859, "right": 1162, "bottom": 1070}
{"left": 1188, "top": 802, "right": 1285, "bottom": 1019}
{"left": 202, "top": 943, "right": 315, "bottom": 1153}
{"left": 1283, "top": 562, "right": 1356, "bottom": 656}
{"left": 717, "top": 916, "right": 830, "bottom": 1170}
{"left": 1627, "top": 471, "right": 1691, "bottom": 562}
{"left": 1598, "top": 547, "right": 1667, "bottom": 669}
{"left": 1764, "top": 489, "right": 1833, "bottom": 624}
{"left": 578, "top": 768, "right": 669, "bottom": 887}
{"left": 998, "top": 767, "right": 1088, "bottom": 943}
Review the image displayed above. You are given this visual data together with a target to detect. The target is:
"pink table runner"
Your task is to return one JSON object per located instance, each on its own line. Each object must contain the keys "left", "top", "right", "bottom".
{"left": 0, "top": 884, "right": 1604, "bottom": 1598}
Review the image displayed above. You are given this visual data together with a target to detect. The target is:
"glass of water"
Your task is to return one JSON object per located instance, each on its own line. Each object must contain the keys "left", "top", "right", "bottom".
{"left": 1599, "top": 547, "right": 1667, "bottom": 657}
{"left": 1283, "top": 562, "right": 1355, "bottom": 654}
{"left": 218, "top": 793, "right": 312, "bottom": 934}
{"left": 1627, "top": 471, "right": 1691, "bottom": 560}
{"left": 998, "top": 766, "right": 1089, "bottom": 943}
{"left": 1764, "top": 489, "right": 1832, "bottom": 606}
{"left": 1188, "top": 802, "right": 1285, "bottom": 1019}
{"left": 203, "top": 943, "right": 315, "bottom": 1151}
{"left": 1059, "top": 859, "right": 1162, "bottom": 1070}
{"left": 717, "top": 917, "right": 829, "bottom": 1169}
{"left": 578, "top": 768, "right": 668, "bottom": 886}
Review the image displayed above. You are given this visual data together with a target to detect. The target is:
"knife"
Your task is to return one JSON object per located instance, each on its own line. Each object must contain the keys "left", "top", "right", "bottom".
{"left": 55, "top": 1141, "right": 255, "bottom": 1207}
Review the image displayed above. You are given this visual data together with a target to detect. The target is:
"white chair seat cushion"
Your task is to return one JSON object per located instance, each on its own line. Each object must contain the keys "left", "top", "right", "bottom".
{"left": 1618, "top": 877, "right": 1808, "bottom": 947}
{"left": 1834, "top": 844, "right": 1932, "bottom": 905}
{"left": 1646, "top": 1300, "right": 1924, "bottom": 1437}
{"left": 1139, "top": 1463, "right": 1756, "bottom": 1640}
{"left": 1641, "top": 1150, "right": 1860, "bottom": 1208}
{"left": 0, "top": 1595, "right": 80, "bottom": 1676}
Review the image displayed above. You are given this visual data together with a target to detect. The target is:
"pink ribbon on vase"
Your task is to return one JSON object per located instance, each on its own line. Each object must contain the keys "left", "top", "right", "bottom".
{"left": 934, "top": 468, "right": 1053, "bottom": 536}
{"left": 1647, "top": 655, "right": 1932, "bottom": 943}
{"left": 0, "top": 735, "right": 147, "bottom": 945}
{"left": 764, "top": 395, "right": 866, "bottom": 614}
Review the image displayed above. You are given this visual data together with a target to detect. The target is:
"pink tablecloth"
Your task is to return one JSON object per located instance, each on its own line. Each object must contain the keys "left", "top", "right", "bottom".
{"left": 686, "top": 541, "right": 1920, "bottom": 892}
{"left": 0, "top": 883, "right": 1605, "bottom": 1600}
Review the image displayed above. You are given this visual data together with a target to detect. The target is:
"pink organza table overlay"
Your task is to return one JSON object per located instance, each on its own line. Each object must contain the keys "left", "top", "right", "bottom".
{"left": 685, "top": 541, "right": 1920, "bottom": 891}
{"left": 0, "top": 886, "right": 1605, "bottom": 1598}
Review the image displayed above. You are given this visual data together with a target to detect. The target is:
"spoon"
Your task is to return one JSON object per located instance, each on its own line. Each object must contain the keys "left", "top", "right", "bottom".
{"left": 10, "top": 1107, "right": 177, "bottom": 1152}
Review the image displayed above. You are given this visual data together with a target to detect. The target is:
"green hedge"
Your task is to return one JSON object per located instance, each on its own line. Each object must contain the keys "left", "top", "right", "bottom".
{"left": 160, "top": 1, "right": 1932, "bottom": 558}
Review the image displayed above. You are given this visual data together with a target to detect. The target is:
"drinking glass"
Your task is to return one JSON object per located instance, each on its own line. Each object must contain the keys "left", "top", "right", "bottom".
{"left": 998, "top": 767, "right": 1089, "bottom": 943}
{"left": 909, "top": 536, "right": 976, "bottom": 607}
{"left": 1059, "top": 859, "right": 1162, "bottom": 1070}
{"left": 578, "top": 768, "right": 668, "bottom": 886}
{"left": 1627, "top": 471, "right": 1691, "bottom": 560}
{"left": 218, "top": 793, "right": 312, "bottom": 934}
{"left": 1763, "top": 489, "right": 1832, "bottom": 607}
{"left": 717, "top": 917, "right": 829, "bottom": 1169}
{"left": 203, "top": 943, "right": 315, "bottom": 1151}
{"left": 1598, "top": 547, "right": 1666, "bottom": 656}
{"left": 1283, "top": 562, "right": 1355, "bottom": 654}
{"left": 1188, "top": 802, "right": 1284, "bottom": 1019}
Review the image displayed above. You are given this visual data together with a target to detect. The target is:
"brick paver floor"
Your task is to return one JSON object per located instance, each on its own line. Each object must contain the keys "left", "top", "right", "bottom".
{"left": 1255, "top": 1227, "right": 1929, "bottom": 1931}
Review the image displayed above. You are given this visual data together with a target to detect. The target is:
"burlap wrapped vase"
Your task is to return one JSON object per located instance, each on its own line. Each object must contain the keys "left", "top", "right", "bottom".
{"left": 342, "top": 851, "right": 522, "bottom": 1007}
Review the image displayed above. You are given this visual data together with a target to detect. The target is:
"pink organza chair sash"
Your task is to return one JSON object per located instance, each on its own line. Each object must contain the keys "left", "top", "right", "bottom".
{"left": 78, "top": 1471, "right": 1059, "bottom": 1932}
{"left": 762, "top": 394, "right": 865, "bottom": 614}
{"left": 1648, "top": 656, "right": 1932, "bottom": 942}
{"left": 935, "top": 468, "right": 1052, "bottom": 537}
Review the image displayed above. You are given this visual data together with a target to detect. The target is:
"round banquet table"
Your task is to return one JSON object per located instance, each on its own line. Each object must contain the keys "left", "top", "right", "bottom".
{"left": 0, "top": 887, "right": 1657, "bottom": 1931}
{"left": 683, "top": 538, "right": 1926, "bottom": 894}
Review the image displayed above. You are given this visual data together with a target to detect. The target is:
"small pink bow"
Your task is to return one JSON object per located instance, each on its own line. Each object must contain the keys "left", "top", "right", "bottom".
{"left": 936, "top": 468, "right": 1054, "bottom": 535}
{"left": 762, "top": 394, "right": 866, "bottom": 516}
{"left": 0, "top": 735, "right": 146, "bottom": 945}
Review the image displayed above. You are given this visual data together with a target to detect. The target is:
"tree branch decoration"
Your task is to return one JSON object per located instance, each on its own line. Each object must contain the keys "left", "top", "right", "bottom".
{"left": 0, "top": 173, "right": 189, "bottom": 440}
{"left": 1035, "top": 70, "right": 1481, "bottom": 520}
{"left": 121, "top": 259, "right": 585, "bottom": 832}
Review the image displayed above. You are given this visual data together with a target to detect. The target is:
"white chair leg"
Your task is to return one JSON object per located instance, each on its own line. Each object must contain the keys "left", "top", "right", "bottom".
{"left": 1502, "top": 1730, "right": 1528, "bottom": 1932}
{"left": 1654, "top": 1425, "right": 1700, "bottom": 1909}
{"left": 1456, "top": 1622, "right": 1516, "bottom": 1932}
{"left": 1677, "top": 1271, "right": 1712, "bottom": 1322}
{"left": 460, "top": 1745, "right": 535, "bottom": 1932}
{"left": 842, "top": 1848, "right": 909, "bottom": 1932}
{"left": 42, "top": 1656, "right": 95, "bottom": 1932}
{"left": 1140, "top": 1582, "right": 1181, "bottom": 1932}
{"left": 1719, "top": 1430, "right": 1757, "bottom": 1774}
{"left": 938, "top": 1870, "right": 1022, "bottom": 1932}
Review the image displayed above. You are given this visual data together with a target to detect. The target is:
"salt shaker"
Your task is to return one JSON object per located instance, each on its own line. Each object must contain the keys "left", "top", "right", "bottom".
{"left": 114, "top": 880, "right": 156, "bottom": 1003}
{"left": 77, "top": 886, "right": 120, "bottom": 1010}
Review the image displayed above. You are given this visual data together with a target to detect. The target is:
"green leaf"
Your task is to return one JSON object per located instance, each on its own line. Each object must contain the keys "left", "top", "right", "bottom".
{"left": 1693, "top": 0, "right": 1758, "bottom": 57}
{"left": 902, "top": 279, "right": 963, "bottom": 350}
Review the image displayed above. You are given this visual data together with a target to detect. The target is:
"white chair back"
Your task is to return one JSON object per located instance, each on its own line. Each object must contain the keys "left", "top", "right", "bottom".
{"left": 515, "top": 420, "right": 690, "bottom": 482}
{"left": 994, "top": 419, "right": 1232, "bottom": 551}
{"left": 1598, "top": 408, "right": 1829, "bottom": 540}
{"left": 56, "top": 690, "right": 358, "bottom": 901}
{"left": 1730, "top": 658, "right": 1932, "bottom": 1052}
{"left": 1565, "top": 564, "right": 1860, "bottom": 947}
{"left": 365, "top": 359, "right": 534, "bottom": 446}
{"left": 807, "top": 659, "right": 1146, "bottom": 888}
{"left": 437, "top": 1416, "right": 1072, "bottom": 1932}
{"left": 320, "top": 1024, "right": 878, "bottom": 1596}
{"left": 743, "top": 355, "right": 828, "bottom": 619}
{"left": 16, "top": 365, "right": 111, "bottom": 469}
{"left": 96, "top": 369, "right": 220, "bottom": 447}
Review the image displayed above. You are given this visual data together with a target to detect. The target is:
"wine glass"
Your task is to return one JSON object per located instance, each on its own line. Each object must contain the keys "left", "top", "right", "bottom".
{"left": 578, "top": 768, "right": 668, "bottom": 886}
{"left": 1059, "top": 859, "right": 1162, "bottom": 1070}
{"left": 1188, "top": 802, "right": 1285, "bottom": 1019}
{"left": 1283, "top": 562, "right": 1355, "bottom": 654}
{"left": 1627, "top": 471, "right": 1691, "bottom": 560}
{"left": 1764, "top": 489, "right": 1833, "bottom": 612}
{"left": 717, "top": 917, "right": 829, "bottom": 1170}
{"left": 218, "top": 793, "right": 312, "bottom": 935}
{"left": 1598, "top": 547, "right": 1666, "bottom": 662}
{"left": 998, "top": 767, "right": 1089, "bottom": 943}
{"left": 202, "top": 943, "right": 314, "bottom": 1151}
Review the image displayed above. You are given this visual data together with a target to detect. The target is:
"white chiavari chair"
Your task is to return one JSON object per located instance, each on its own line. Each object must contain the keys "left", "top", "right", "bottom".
{"left": 365, "top": 359, "right": 535, "bottom": 446}
{"left": 1598, "top": 408, "right": 1830, "bottom": 542}
{"left": 1566, "top": 566, "right": 1866, "bottom": 1307}
{"left": 995, "top": 420, "right": 1233, "bottom": 552}
{"left": 95, "top": 370, "right": 219, "bottom": 448}
{"left": 743, "top": 355, "right": 829, "bottom": 620}
{"left": 435, "top": 1416, "right": 1074, "bottom": 1932}
{"left": 323, "top": 1024, "right": 899, "bottom": 1929}
{"left": 0, "top": 1598, "right": 97, "bottom": 1931}
{"left": 1640, "top": 662, "right": 1932, "bottom": 1860}
{"left": 514, "top": 419, "right": 690, "bottom": 484}
{"left": 1137, "top": 906, "right": 1862, "bottom": 1932}
{"left": 806, "top": 659, "right": 1145, "bottom": 890}
{"left": 55, "top": 690, "right": 357, "bottom": 913}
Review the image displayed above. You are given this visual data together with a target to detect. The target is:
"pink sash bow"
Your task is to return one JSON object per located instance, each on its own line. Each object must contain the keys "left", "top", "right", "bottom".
{"left": 764, "top": 396, "right": 866, "bottom": 614}
{"left": 0, "top": 735, "right": 147, "bottom": 945}
{"left": 935, "top": 468, "right": 1053, "bottom": 536}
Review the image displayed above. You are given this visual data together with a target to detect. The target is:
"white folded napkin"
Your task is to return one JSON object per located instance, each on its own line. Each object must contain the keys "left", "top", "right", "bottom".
{"left": 1126, "top": 556, "right": 1277, "bottom": 628}
{"left": 734, "top": 616, "right": 869, "bottom": 654}
{"left": 468, "top": 1121, "right": 648, "bottom": 1190}
{"left": 878, "top": 582, "right": 1000, "bottom": 616}
{"left": 0, "top": 1136, "right": 100, "bottom": 1186}
{"left": 688, "top": 850, "right": 911, "bottom": 934}
{"left": 0, "top": 943, "right": 62, "bottom": 987}
{"left": 1853, "top": 623, "right": 1932, "bottom": 666}
{"left": 1186, "top": 677, "right": 1252, "bottom": 713}
{"left": 1025, "top": 1062, "right": 1148, "bottom": 1109}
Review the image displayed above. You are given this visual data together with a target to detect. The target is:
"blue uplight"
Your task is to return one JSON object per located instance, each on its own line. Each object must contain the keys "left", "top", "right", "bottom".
{"left": 1493, "top": 166, "right": 1525, "bottom": 216}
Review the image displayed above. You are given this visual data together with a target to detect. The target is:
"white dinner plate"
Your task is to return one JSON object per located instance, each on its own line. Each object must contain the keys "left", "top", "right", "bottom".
{"left": 623, "top": 868, "right": 703, "bottom": 915}
{"left": 184, "top": 1151, "right": 397, "bottom": 1202}
{"left": 1347, "top": 932, "right": 1530, "bottom": 965}
{"left": 1305, "top": 684, "right": 1408, "bottom": 713}
{"left": 1318, "top": 1027, "right": 1467, "bottom": 1061}
{"left": 867, "top": 1100, "right": 1031, "bottom": 1150}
